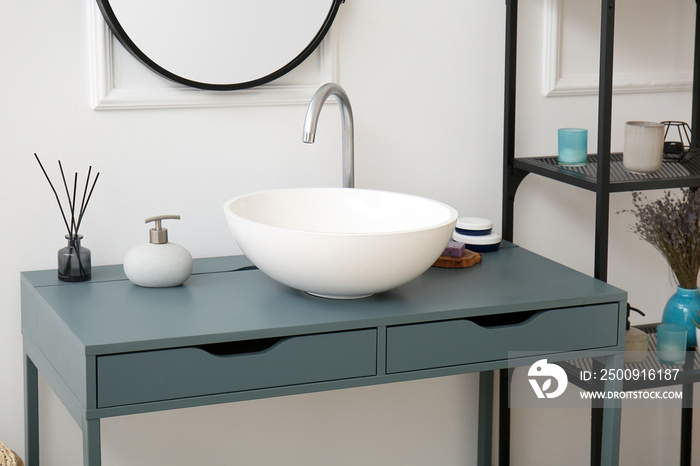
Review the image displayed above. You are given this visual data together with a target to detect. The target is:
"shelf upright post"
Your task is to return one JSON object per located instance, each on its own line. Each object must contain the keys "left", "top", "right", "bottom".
{"left": 502, "top": 0, "right": 525, "bottom": 244}
{"left": 594, "top": 0, "right": 616, "bottom": 283}
{"left": 590, "top": 1, "right": 616, "bottom": 464}
{"left": 693, "top": 0, "right": 700, "bottom": 145}
{"left": 499, "top": 2, "right": 519, "bottom": 464}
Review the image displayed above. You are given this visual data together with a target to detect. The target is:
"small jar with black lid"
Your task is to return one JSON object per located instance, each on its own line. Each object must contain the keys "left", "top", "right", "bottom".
{"left": 453, "top": 217, "right": 502, "bottom": 252}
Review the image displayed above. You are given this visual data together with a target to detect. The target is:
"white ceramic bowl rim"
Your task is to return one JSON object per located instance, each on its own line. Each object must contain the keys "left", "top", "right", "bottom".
{"left": 224, "top": 187, "right": 459, "bottom": 237}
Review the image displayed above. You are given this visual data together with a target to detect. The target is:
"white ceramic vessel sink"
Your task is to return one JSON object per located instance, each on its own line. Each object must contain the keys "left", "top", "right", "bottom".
{"left": 223, "top": 188, "right": 458, "bottom": 299}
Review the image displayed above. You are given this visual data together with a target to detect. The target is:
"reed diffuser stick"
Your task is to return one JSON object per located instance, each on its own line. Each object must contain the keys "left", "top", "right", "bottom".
{"left": 34, "top": 153, "right": 100, "bottom": 239}
{"left": 77, "top": 166, "right": 92, "bottom": 230}
{"left": 75, "top": 172, "right": 100, "bottom": 234}
{"left": 57, "top": 161, "right": 72, "bottom": 231}
{"left": 34, "top": 153, "right": 71, "bottom": 236}
{"left": 70, "top": 173, "right": 78, "bottom": 237}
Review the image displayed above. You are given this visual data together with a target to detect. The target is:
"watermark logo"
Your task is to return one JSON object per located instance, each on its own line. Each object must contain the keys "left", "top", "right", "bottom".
{"left": 510, "top": 351, "right": 683, "bottom": 408}
{"left": 527, "top": 359, "right": 568, "bottom": 399}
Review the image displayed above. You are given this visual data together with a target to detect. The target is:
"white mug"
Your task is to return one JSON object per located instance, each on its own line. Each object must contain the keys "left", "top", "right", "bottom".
{"left": 623, "top": 121, "right": 664, "bottom": 174}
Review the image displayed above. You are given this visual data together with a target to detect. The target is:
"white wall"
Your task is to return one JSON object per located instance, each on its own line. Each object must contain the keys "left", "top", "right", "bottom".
{"left": 0, "top": 0, "right": 696, "bottom": 464}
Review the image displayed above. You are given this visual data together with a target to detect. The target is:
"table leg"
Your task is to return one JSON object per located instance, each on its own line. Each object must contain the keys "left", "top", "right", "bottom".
{"left": 590, "top": 358, "right": 604, "bottom": 466}
{"left": 590, "top": 399, "right": 604, "bottom": 466}
{"left": 599, "top": 353, "right": 623, "bottom": 466}
{"left": 680, "top": 382, "right": 693, "bottom": 466}
{"left": 477, "top": 371, "right": 494, "bottom": 466}
{"left": 82, "top": 418, "right": 101, "bottom": 466}
{"left": 498, "top": 368, "right": 513, "bottom": 466}
{"left": 24, "top": 353, "right": 40, "bottom": 466}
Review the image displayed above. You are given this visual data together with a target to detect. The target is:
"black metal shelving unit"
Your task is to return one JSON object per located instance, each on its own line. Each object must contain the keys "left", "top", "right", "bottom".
{"left": 499, "top": 0, "right": 700, "bottom": 465}
{"left": 503, "top": 0, "right": 700, "bottom": 283}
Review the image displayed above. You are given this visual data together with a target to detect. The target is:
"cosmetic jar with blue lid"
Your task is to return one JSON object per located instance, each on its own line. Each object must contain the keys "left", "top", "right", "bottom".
{"left": 453, "top": 230, "right": 502, "bottom": 253}
{"left": 455, "top": 217, "right": 493, "bottom": 236}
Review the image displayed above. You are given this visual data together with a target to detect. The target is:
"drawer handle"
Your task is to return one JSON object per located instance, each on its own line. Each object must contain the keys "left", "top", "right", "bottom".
{"left": 197, "top": 337, "right": 283, "bottom": 356}
{"left": 467, "top": 310, "right": 538, "bottom": 328}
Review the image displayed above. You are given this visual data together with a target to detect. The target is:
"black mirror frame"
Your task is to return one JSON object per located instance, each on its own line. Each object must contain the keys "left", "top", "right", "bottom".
{"left": 95, "top": 0, "right": 344, "bottom": 91}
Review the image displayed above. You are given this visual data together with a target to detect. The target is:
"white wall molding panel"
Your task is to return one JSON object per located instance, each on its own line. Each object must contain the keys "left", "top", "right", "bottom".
{"left": 542, "top": 0, "right": 693, "bottom": 97}
{"left": 88, "top": 1, "right": 339, "bottom": 110}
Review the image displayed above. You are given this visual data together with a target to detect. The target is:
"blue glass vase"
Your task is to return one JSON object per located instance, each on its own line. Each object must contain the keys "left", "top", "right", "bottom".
{"left": 662, "top": 286, "right": 700, "bottom": 348}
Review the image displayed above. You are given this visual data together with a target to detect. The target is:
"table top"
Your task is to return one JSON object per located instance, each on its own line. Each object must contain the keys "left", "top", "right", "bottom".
{"left": 21, "top": 244, "right": 626, "bottom": 355}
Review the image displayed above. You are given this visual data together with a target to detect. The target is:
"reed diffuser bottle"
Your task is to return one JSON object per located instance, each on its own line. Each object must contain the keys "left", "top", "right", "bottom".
{"left": 58, "top": 234, "right": 91, "bottom": 282}
{"left": 34, "top": 153, "right": 100, "bottom": 282}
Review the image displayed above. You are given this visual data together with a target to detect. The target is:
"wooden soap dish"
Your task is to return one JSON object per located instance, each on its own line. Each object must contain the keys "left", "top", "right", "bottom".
{"left": 432, "top": 249, "right": 482, "bottom": 268}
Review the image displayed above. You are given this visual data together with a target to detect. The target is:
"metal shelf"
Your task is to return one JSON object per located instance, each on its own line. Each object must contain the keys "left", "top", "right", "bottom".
{"left": 558, "top": 324, "right": 698, "bottom": 465}
{"left": 514, "top": 153, "right": 700, "bottom": 193}
{"left": 561, "top": 325, "right": 700, "bottom": 393}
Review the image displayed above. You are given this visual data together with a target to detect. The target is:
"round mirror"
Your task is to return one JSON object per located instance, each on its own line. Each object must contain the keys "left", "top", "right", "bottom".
{"left": 96, "top": 0, "right": 343, "bottom": 90}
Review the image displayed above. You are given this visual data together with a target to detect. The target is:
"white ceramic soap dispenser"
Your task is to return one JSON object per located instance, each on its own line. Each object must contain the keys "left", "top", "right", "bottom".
{"left": 124, "top": 215, "right": 193, "bottom": 287}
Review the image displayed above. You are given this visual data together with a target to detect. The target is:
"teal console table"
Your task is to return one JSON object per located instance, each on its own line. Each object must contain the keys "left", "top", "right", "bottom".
{"left": 22, "top": 244, "right": 627, "bottom": 465}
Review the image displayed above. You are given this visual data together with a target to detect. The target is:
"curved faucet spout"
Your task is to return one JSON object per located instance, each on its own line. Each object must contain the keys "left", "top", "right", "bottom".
{"left": 302, "top": 83, "right": 354, "bottom": 188}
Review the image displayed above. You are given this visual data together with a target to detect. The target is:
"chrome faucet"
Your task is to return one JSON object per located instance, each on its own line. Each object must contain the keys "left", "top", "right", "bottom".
{"left": 302, "top": 83, "right": 355, "bottom": 188}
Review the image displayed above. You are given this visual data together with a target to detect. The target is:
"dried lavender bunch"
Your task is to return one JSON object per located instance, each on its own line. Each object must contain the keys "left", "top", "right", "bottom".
{"left": 622, "top": 189, "right": 700, "bottom": 289}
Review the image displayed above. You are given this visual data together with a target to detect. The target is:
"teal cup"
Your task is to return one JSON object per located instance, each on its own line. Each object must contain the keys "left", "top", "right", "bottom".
{"left": 558, "top": 128, "right": 588, "bottom": 166}
{"left": 657, "top": 323, "right": 687, "bottom": 365}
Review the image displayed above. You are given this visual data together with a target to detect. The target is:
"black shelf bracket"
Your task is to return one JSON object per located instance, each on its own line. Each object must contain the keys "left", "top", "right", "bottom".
{"left": 503, "top": 167, "right": 528, "bottom": 243}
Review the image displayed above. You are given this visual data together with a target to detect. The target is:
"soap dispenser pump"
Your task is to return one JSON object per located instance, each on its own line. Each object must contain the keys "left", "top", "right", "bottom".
{"left": 625, "top": 304, "right": 648, "bottom": 363}
{"left": 124, "top": 215, "right": 193, "bottom": 287}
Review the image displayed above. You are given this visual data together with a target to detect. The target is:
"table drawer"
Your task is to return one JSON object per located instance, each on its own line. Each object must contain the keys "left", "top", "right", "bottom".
{"left": 97, "top": 329, "right": 377, "bottom": 408}
{"left": 386, "top": 304, "right": 619, "bottom": 374}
